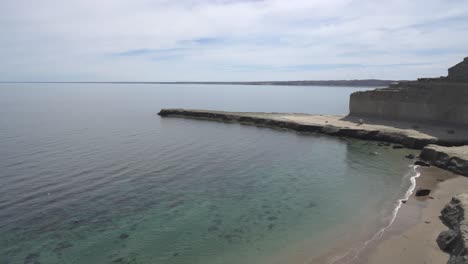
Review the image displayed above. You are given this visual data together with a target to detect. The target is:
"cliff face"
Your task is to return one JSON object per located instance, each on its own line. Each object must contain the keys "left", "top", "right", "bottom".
{"left": 349, "top": 58, "right": 468, "bottom": 126}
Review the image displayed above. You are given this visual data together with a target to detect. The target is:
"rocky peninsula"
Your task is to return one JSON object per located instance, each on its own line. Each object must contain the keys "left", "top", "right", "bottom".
{"left": 158, "top": 57, "right": 468, "bottom": 263}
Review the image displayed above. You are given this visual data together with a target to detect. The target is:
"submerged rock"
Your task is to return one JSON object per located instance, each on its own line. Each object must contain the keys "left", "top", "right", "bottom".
{"left": 405, "top": 154, "right": 416, "bottom": 159}
{"left": 392, "top": 144, "right": 405, "bottom": 149}
{"left": 112, "top": 257, "right": 124, "bottom": 263}
{"left": 208, "top": 225, "right": 219, "bottom": 232}
{"left": 53, "top": 241, "right": 73, "bottom": 253}
{"left": 24, "top": 252, "right": 40, "bottom": 264}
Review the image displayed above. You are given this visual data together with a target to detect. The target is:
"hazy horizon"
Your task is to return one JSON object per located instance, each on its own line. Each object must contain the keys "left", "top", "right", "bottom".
{"left": 1, "top": 0, "right": 468, "bottom": 82}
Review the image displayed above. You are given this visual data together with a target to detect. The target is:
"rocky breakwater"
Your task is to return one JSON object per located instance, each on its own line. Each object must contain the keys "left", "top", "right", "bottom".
{"left": 420, "top": 145, "right": 468, "bottom": 177}
{"left": 438, "top": 194, "right": 468, "bottom": 264}
{"left": 157, "top": 109, "right": 459, "bottom": 149}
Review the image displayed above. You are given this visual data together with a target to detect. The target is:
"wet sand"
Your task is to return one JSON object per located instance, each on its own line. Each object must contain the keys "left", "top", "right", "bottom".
{"left": 358, "top": 166, "right": 468, "bottom": 264}
{"left": 307, "top": 166, "right": 468, "bottom": 264}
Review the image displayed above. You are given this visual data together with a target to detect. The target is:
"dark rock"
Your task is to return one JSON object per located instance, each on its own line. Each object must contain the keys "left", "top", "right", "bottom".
{"left": 378, "top": 142, "right": 391, "bottom": 147}
{"left": 420, "top": 146, "right": 468, "bottom": 177}
{"left": 415, "top": 160, "right": 431, "bottom": 167}
{"left": 212, "top": 218, "right": 222, "bottom": 225}
{"left": 320, "top": 126, "right": 340, "bottom": 134}
{"left": 112, "top": 257, "right": 124, "bottom": 263}
{"left": 53, "top": 241, "right": 73, "bottom": 252}
{"left": 437, "top": 230, "right": 459, "bottom": 252}
{"left": 392, "top": 144, "right": 405, "bottom": 149}
{"left": 401, "top": 200, "right": 407, "bottom": 204}
{"left": 119, "top": 233, "right": 129, "bottom": 239}
{"left": 208, "top": 225, "right": 219, "bottom": 232}
{"left": 168, "top": 200, "right": 184, "bottom": 208}
{"left": 448, "top": 256, "right": 467, "bottom": 264}
{"left": 441, "top": 198, "right": 463, "bottom": 230}
{"left": 223, "top": 234, "right": 233, "bottom": 243}
{"left": 437, "top": 194, "right": 468, "bottom": 263}
{"left": 24, "top": 252, "right": 40, "bottom": 264}
{"left": 415, "top": 188, "right": 431, "bottom": 196}
{"left": 405, "top": 154, "right": 416, "bottom": 159}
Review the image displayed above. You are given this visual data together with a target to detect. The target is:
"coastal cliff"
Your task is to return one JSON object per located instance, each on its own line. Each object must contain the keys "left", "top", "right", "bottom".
{"left": 420, "top": 145, "right": 468, "bottom": 176}
{"left": 349, "top": 58, "right": 468, "bottom": 126}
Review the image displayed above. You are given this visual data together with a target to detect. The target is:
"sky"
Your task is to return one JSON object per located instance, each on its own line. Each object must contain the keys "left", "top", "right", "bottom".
{"left": 1, "top": 0, "right": 468, "bottom": 82}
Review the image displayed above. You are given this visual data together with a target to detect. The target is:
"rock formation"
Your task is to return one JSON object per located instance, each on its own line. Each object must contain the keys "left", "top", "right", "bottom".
{"left": 449, "top": 58, "right": 468, "bottom": 82}
{"left": 438, "top": 194, "right": 468, "bottom": 264}
{"left": 350, "top": 57, "right": 468, "bottom": 126}
{"left": 420, "top": 145, "right": 468, "bottom": 176}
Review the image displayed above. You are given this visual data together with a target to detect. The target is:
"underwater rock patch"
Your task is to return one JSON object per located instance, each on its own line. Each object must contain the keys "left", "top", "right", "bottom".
{"left": 24, "top": 252, "right": 40, "bottom": 264}
{"left": 53, "top": 241, "right": 73, "bottom": 253}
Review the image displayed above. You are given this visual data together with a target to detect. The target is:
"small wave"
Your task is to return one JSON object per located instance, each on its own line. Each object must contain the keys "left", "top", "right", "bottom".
{"left": 331, "top": 165, "right": 421, "bottom": 264}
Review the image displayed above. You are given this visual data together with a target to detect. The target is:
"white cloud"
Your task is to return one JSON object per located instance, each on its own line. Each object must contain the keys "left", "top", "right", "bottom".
{"left": 1, "top": 0, "right": 468, "bottom": 81}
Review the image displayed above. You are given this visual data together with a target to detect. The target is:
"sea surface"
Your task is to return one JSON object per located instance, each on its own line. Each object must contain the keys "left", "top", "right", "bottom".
{"left": 0, "top": 84, "right": 417, "bottom": 264}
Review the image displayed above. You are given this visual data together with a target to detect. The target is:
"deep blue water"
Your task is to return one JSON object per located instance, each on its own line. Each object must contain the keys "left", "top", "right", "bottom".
{"left": 0, "top": 84, "right": 416, "bottom": 264}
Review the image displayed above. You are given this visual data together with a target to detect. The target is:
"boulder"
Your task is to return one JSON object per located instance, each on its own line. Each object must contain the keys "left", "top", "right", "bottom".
{"left": 437, "top": 194, "right": 468, "bottom": 264}
{"left": 437, "top": 230, "right": 459, "bottom": 252}
{"left": 392, "top": 144, "right": 405, "bottom": 149}
{"left": 415, "top": 188, "right": 431, "bottom": 196}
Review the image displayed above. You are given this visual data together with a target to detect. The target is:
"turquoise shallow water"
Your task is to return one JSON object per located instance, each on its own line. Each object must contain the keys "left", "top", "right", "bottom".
{"left": 0, "top": 84, "right": 416, "bottom": 264}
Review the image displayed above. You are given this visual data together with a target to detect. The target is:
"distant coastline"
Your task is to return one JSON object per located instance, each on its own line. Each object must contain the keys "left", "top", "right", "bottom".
{"left": 0, "top": 79, "right": 399, "bottom": 87}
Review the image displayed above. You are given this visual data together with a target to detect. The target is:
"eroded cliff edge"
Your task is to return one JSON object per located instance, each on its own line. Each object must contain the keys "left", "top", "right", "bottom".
{"left": 421, "top": 145, "right": 468, "bottom": 177}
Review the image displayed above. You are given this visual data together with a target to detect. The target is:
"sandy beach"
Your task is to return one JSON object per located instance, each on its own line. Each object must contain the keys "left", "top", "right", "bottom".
{"left": 356, "top": 166, "right": 468, "bottom": 264}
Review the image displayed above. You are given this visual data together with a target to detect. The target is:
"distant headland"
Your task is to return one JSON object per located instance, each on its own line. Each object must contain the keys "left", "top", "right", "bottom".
{"left": 0, "top": 79, "right": 398, "bottom": 87}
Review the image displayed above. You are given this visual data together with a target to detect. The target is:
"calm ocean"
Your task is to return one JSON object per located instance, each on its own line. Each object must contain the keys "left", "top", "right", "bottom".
{"left": 0, "top": 84, "right": 417, "bottom": 264}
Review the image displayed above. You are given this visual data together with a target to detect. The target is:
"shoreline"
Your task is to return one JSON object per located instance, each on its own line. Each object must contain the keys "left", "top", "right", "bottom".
{"left": 306, "top": 165, "right": 422, "bottom": 264}
{"left": 308, "top": 166, "right": 467, "bottom": 264}
{"left": 157, "top": 108, "right": 468, "bottom": 263}
{"left": 158, "top": 109, "right": 468, "bottom": 176}
{"left": 356, "top": 166, "right": 468, "bottom": 263}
